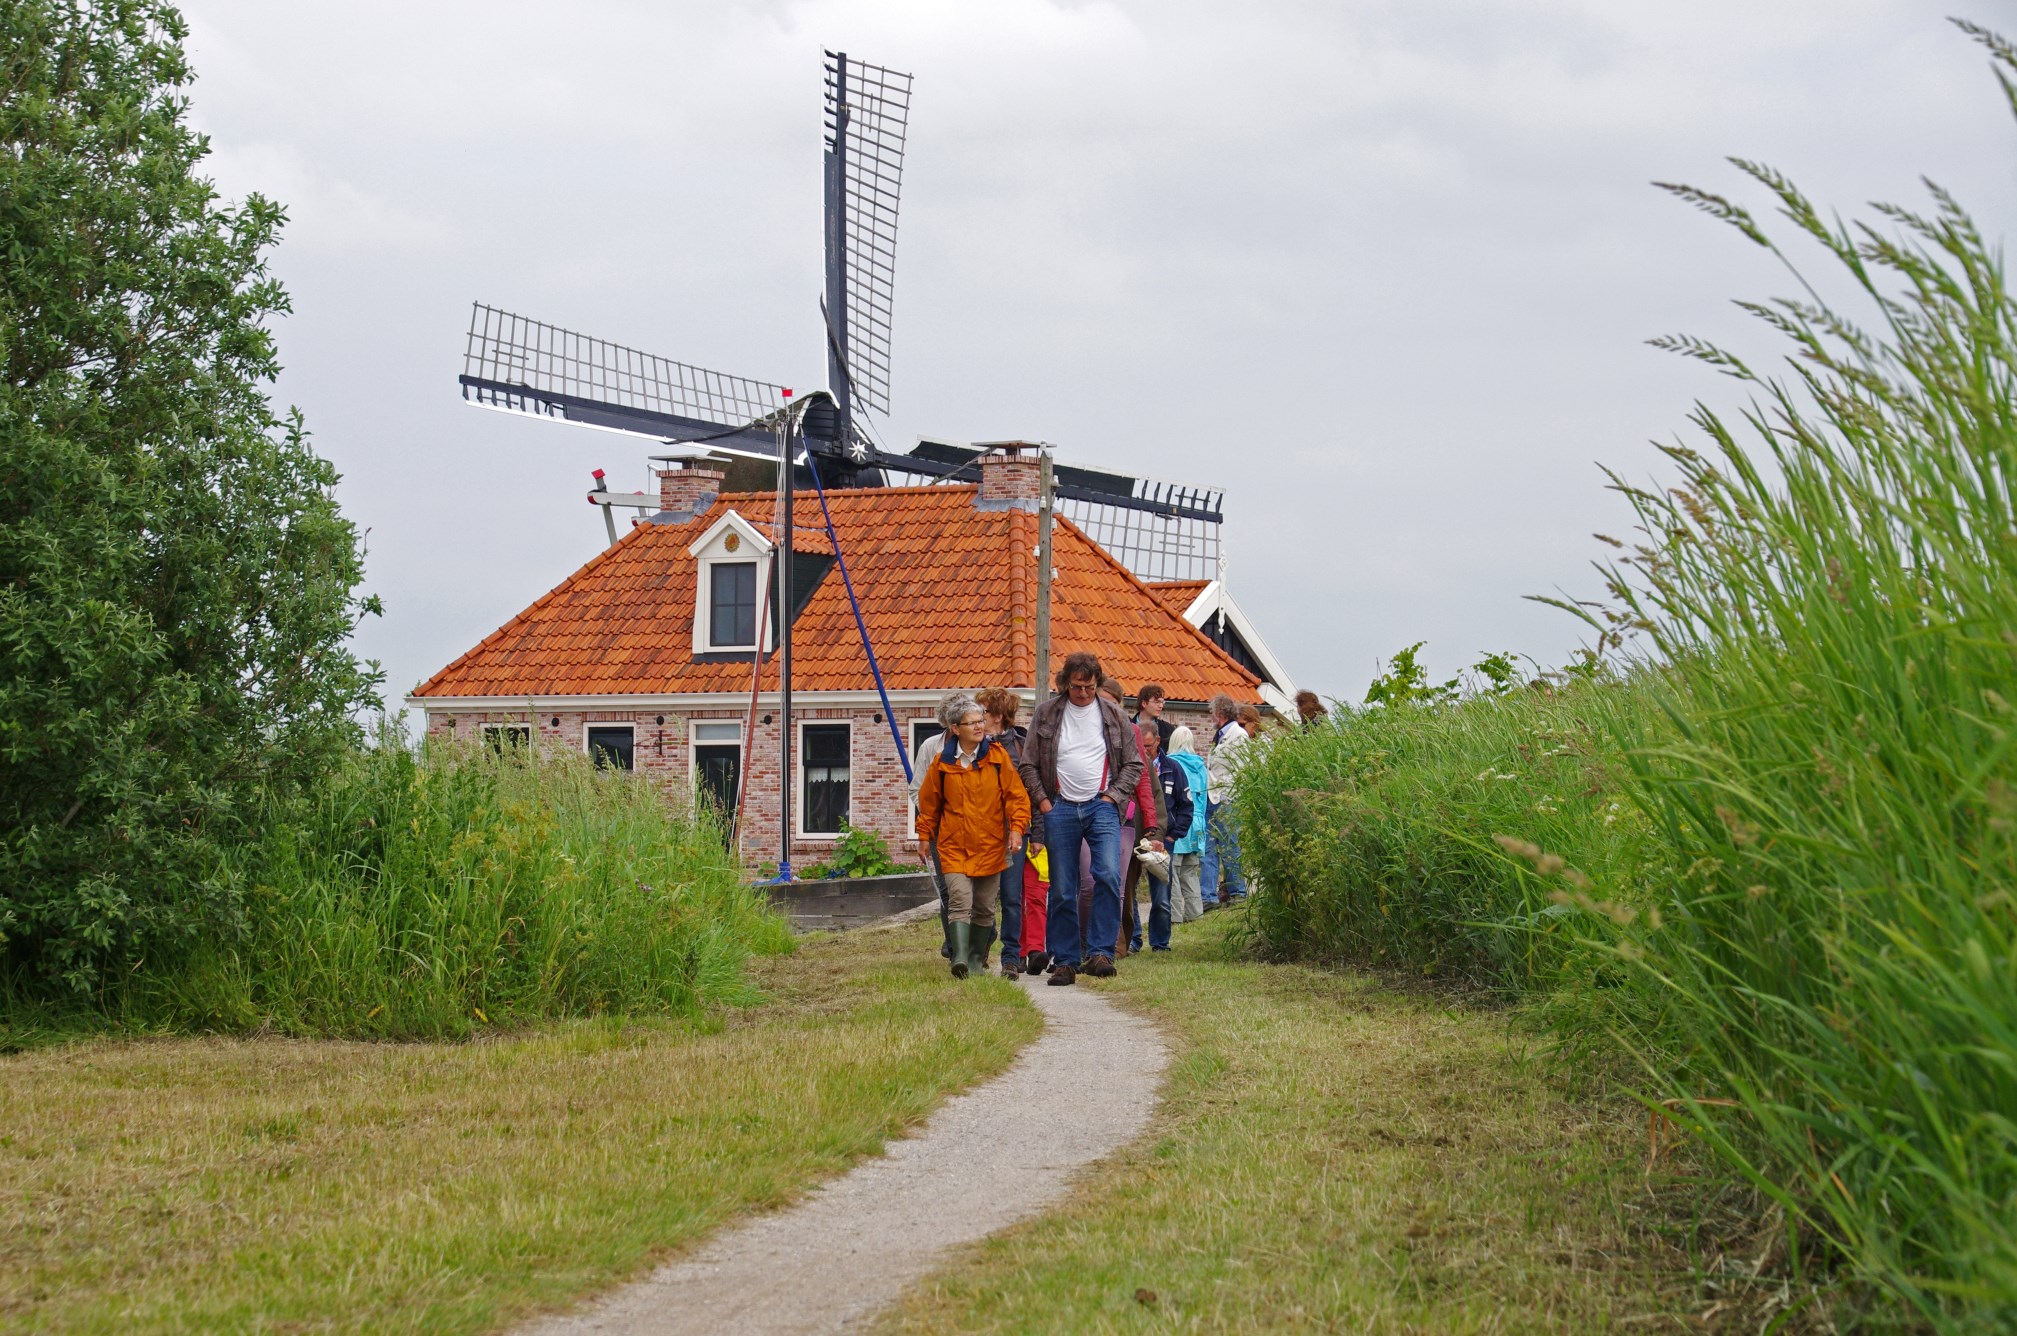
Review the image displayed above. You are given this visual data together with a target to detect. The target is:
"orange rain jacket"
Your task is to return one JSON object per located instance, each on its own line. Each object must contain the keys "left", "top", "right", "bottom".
{"left": 915, "top": 737, "right": 1033, "bottom": 877}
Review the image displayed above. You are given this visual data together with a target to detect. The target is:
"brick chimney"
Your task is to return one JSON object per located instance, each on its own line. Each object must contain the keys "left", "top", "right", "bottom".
{"left": 657, "top": 461, "right": 724, "bottom": 518}
{"left": 976, "top": 442, "right": 1041, "bottom": 511}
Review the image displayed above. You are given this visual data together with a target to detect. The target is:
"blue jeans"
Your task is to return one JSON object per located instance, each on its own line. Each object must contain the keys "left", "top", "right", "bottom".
{"left": 999, "top": 841, "right": 1026, "bottom": 958}
{"left": 1131, "top": 865, "right": 1173, "bottom": 951}
{"left": 1200, "top": 798, "right": 1247, "bottom": 905}
{"left": 1043, "top": 798, "right": 1121, "bottom": 968}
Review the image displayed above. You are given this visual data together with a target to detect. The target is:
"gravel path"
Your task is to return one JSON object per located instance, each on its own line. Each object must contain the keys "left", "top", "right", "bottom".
{"left": 519, "top": 972, "right": 1167, "bottom": 1336}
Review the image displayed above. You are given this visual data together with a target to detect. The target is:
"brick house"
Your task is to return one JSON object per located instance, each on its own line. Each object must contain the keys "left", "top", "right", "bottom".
{"left": 409, "top": 451, "right": 1283, "bottom": 869}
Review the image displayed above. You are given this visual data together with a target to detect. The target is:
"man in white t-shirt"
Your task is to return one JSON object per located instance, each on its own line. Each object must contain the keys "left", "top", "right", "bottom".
{"left": 1016, "top": 651, "right": 1143, "bottom": 985}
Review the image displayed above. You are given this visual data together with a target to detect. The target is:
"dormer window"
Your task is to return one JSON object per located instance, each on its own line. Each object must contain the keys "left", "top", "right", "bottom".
{"left": 689, "top": 509, "right": 775, "bottom": 655}
{"left": 710, "top": 561, "right": 757, "bottom": 647}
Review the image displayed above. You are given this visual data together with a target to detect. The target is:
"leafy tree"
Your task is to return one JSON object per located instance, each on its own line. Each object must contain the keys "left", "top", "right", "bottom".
{"left": 0, "top": 0, "right": 379, "bottom": 995}
{"left": 1362, "top": 642, "right": 1458, "bottom": 708}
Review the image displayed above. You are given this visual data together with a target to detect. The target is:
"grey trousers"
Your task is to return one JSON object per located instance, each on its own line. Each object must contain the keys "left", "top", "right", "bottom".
{"left": 1170, "top": 852, "right": 1204, "bottom": 923}
{"left": 944, "top": 871, "right": 1000, "bottom": 927}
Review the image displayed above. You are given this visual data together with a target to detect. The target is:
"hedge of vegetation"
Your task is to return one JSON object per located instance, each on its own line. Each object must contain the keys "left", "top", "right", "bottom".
{"left": 5, "top": 739, "right": 793, "bottom": 1042}
{"left": 1241, "top": 25, "right": 2017, "bottom": 1329}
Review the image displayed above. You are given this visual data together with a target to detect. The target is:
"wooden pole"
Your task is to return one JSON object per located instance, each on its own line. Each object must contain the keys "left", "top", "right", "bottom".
{"left": 779, "top": 421, "right": 795, "bottom": 879}
{"left": 1033, "top": 451, "right": 1055, "bottom": 711}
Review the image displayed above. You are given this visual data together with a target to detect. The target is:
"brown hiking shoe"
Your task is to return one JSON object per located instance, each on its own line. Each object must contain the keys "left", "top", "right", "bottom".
{"left": 1046, "top": 963, "right": 1077, "bottom": 986}
{"left": 999, "top": 956, "right": 1022, "bottom": 979}
{"left": 1083, "top": 954, "right": 1117, "bottom": 978}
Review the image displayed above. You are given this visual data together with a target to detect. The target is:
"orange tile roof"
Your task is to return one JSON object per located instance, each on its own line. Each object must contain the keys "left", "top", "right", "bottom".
{"left": 414, "top": 486, "right": 1262, "bottom": 703}
{"left": 1147, "top": 579, "right": 1211, "bottom": 617}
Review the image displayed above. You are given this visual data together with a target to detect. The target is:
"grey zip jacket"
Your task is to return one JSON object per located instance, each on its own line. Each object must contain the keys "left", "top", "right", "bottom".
{"left": 1018, "top": 694, "right": 1144, "bottom": 811}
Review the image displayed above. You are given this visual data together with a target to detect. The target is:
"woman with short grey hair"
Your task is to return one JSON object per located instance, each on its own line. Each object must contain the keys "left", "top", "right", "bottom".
{"left": 915, "top": 690, "right": 1031, "bottom": 978}
{"left": 937, "top": 691, "right": 982, "bottom": 733}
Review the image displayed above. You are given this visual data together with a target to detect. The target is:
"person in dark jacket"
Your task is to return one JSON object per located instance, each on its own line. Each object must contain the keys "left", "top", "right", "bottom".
{"left": 1111, "top": 725, "right": 1160, "bottom": 959}
{"left": 1125, "top": 722, "right": 1191, "bottom": 953}
{"left": 1019, "top": 651, "right": 1143, "bottom": 985}
{"left": 1131, "top": 682, "right": 1177, "bottom": 753}
{"left": 977, "top": 686, "right": 1031, "bottom": 978}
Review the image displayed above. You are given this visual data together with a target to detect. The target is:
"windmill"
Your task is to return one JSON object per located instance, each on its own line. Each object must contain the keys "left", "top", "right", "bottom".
{"left": 457, "top": 51, "right": 1227, "bottom": 584}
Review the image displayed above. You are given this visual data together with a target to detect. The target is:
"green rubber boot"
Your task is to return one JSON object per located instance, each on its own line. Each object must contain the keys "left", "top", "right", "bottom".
{"left": 970, "top": 926, "right": 998, "bottom": 978}
{"left": 948, "top": 921, "right": 972, "bottom": 979}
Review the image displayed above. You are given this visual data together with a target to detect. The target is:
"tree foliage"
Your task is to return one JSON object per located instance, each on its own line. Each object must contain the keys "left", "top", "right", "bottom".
{"left": 0, "top": 0, "right": 379, "bottom": 994}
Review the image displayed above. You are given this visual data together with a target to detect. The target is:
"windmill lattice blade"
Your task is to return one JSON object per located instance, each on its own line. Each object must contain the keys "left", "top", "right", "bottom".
{"left": 886, "top": 442, "right": 1225, "bottom": 583}
{"left": 461, "top": 303, "right": 791, "bottom": 448}
{"left": 825, "top": 52, "right": 911, "bottom": 416}
{"left": 1056, "top": 487, "right": 1224, "bottom": 585}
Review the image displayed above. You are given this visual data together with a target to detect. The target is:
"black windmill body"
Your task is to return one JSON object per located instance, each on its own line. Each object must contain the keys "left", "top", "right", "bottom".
{"left": 454, "top": 52, "right": 1229, "bottom": 874}
{"left": 458, "top": 51, "right": 1225, "bottom": 582}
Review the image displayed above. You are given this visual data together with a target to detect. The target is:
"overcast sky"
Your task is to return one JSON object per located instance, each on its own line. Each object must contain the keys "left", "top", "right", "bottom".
{"left": 177, "top": 0, "right": 2016, "bottom": 709}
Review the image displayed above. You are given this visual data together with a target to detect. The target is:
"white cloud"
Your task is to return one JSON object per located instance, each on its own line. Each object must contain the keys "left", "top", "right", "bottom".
{"left": 202, "top": 143, "right": 455, "bottom": 256}
{"left": 172, "top": 0, "right": 2017, "bottom": 705}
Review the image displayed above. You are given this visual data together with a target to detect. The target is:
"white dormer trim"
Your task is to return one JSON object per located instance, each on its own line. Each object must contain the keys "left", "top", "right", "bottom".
{"left": 689, "top": 509, "right": 776, "bottom": 655}
{"left": 1174, "top": 579, "right": 1298, "bottom": 715}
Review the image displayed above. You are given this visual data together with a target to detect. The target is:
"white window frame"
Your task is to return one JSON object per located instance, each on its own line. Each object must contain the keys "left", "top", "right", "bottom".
{"left": 582, "top": 721, "right": 637, "bottom": 772}
{"left": 688, "top": 721, "right": 743, "bottom": 814}
{"left": 701, "top": 558, "right": 762, "bottom": 651}
{"left": 796, "top": 719, "right": 853, "bottom": 840}
{"left": 688, "top": 511, "right": 776, "bottom": 655}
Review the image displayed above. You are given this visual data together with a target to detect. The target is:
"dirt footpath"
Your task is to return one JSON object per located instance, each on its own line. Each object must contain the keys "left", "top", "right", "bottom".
{"left": 518, "top": 975, "right": 1167, "bottom": 1335}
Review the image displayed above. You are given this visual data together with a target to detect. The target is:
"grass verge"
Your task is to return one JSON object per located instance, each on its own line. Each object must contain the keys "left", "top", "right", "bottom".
{"left": 880, "top": 910, "right": 1784, "bottom": 1335}
{"left": 0, "top": 921, "right": 1038, "bottom": 1333}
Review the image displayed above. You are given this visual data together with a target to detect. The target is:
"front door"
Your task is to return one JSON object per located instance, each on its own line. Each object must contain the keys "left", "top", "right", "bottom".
{"left": 695, "top": 744, "right": 741, "bottom": 837}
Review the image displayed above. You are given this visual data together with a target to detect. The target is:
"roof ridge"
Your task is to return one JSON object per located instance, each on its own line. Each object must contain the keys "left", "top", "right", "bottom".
{"left": 412, "top": 521, "right": 653, "bottom": 696}
{"left": 1008, "top": 506, "right": 1033, "bottom": 689}
{"left": 412, "top": 487, "right": 1265, "bottom": 703}
{"left": 717, "top": 483, "right": 976, "bottom": 503}
{"left": 1049, "top": 513, "right": 1261, "bottom": 690}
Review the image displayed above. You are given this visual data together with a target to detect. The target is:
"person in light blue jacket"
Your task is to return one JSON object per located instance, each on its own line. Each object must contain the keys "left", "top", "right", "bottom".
{"left": 1166, "top": 725, "right": 1212, "bottom": 924}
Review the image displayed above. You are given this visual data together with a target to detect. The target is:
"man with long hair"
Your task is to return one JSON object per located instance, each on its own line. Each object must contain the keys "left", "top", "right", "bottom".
{"left": 1017, "top": 651, "right": 1143, "bottom": 985}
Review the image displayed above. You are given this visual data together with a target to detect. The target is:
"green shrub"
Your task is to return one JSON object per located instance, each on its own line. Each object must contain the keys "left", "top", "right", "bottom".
{"left": 112, "top": 737, "right": 792, "bottom": 1039}
{"left": 806, "top": 820, "right": 904, "bottom": 879}
{"left": 0, "top": 1, "right": 380, "bottom": 996}
{"left": 1240, "top": 677, "right": 1668, "bottom": 993}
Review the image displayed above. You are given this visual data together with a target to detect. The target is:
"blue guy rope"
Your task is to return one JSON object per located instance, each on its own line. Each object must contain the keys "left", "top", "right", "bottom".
{"left": 802, "top": 452, "right": 913, "bottom": 784}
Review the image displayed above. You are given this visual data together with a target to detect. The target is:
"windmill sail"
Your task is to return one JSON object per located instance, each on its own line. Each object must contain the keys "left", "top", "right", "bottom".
{"left": 458, "top": 56, "right": 1228, "bottom": 583}
{"left": 824, "top": 52, "right": 912, "bottom": 436}
{"left": 460, "top": 304, "right": 792, "bottom": 459}
{"left": 900, "top": 440, "right": 1225, "bottom": 583}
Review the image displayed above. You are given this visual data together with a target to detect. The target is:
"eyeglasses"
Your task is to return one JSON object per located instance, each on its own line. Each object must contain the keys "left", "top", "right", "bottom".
{"left": 1065, "top": 680, "right": 1097, "bottom": 695}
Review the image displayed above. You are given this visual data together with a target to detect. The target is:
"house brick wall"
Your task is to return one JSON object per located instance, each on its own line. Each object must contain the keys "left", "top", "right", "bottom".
{"left": 421, "top": 692, "right": 1245, "bottom": 876}
{"left": 425, "top": 702, "right": 941, "bottom": 873}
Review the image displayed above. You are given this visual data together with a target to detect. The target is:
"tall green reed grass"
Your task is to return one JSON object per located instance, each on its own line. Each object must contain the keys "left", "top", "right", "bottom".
{"left": 1245, "top": 22, "right": 2017, "bottom": 1326}
{"left": 131, "top": 736, "right": 791, "bottom": 1039}
{"left": 1242, "top": 680, "right": 1666, "bottom": 992}
{"left": 1583, "top": 35, "right": 2017, "bottom": 1320}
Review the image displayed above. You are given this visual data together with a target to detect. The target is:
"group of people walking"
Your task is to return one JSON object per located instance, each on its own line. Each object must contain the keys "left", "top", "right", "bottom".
{"left": 910, "top": 651, "right": 1257, "bottom": 986}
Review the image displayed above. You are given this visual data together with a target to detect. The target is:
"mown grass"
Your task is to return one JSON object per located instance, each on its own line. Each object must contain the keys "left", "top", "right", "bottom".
{"left": 0, "top": 921, "right": 1039, "bottom": 1333}
{"left": 1239, "top": 25, "right": 2017, "bottom": 1329}
{"left": 879, "top": 911, "right": 1777, "bottom": 1335}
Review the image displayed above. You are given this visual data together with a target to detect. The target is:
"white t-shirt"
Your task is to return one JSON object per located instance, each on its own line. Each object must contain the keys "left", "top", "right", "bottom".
{"left": 1055, "top": 700, "right": 1108, "bottom": 802}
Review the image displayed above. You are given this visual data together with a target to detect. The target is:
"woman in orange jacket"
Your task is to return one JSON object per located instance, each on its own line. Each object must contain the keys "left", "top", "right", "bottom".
{"left": 915, "top": 691, "right": 1031, "bottom": 978}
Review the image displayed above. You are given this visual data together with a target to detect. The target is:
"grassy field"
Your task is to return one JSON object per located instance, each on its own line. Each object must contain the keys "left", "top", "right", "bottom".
{"left": 879, "top": 911, "right": 1781, "bottom": 1335}
{"left": 0, "top": 922, "right": 1038, "bottom": 1334}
